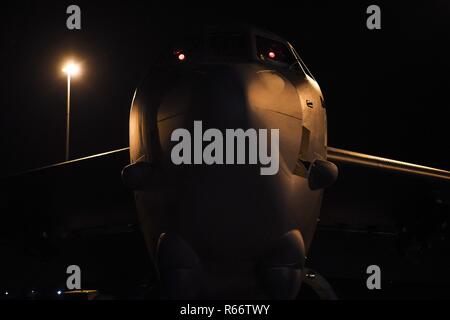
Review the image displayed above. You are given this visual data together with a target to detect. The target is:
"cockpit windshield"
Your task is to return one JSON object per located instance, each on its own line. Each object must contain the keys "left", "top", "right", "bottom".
{"left": 255, "top": 36, "right": 296, "bottom": 67}
{"left": 205, "top": 33, "right": 249, "bottom": 61}
{"left": 160, "top": 28, "right": 301, "bottom": 69}
{"left": 166, "top": 30, "right": 250, "bottom": 64}
{"left": 170, "top": 34, "right": 204, "bottom": 64}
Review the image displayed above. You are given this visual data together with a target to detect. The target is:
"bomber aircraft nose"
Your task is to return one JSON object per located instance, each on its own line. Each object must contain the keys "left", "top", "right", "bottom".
{"left": 127, "top": 25, "right": 328, "bottom": 299}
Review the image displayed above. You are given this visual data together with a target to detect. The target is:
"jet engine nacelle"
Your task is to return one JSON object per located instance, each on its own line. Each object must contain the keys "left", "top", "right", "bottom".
{"left": 308, "top": 159, "right": 338, "bottom": 190}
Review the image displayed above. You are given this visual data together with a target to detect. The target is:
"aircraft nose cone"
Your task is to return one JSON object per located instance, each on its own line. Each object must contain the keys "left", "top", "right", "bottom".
{"left": 154, "top": 65, "right": 252, "bottom": 157}
{"left": 130, "top": 64, "right": 288, "bottom": 261}
{"left": 129, "top": 64, "right": 255, "bottom": 167}
{"left": 166, "top": 65, "right": 249, "bottom": 126}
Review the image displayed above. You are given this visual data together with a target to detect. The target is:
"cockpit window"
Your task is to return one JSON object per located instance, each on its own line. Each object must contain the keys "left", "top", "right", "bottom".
{"left": 166, "top": 31, "right": 249, "bottom": 64}
{"left": 206, "top": 33, "right": 248, "bottom": 61}
{"left": 170, "top": 34, "right": 204, "bottom": 63}
{"left": 255, "top": 36, "right": 296, "bottom": 67}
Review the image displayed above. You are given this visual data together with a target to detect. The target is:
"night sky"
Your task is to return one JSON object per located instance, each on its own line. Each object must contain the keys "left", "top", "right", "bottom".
{"left": 1, "top": 1, "right": 449, "bottom": 175}
{"left": 0, "top": 0, "right": 450, "bottom": 300}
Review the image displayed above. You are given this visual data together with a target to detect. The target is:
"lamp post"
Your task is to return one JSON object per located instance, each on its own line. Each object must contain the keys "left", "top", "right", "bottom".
{"left": 62, "top": 62, "right": 80, "bottom": 161}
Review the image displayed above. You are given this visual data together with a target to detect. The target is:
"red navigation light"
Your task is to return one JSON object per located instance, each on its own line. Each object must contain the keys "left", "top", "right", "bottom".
{"left": 268, "top": 51, "right": 276, "bottom": 59}
{"left": 178, "top": 53, "right": 186, "bottom": 61}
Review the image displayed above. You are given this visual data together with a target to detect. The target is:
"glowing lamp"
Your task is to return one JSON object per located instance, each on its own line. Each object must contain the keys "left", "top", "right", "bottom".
{"left": 62, "top": 62, "right": 80, "bottom": 76}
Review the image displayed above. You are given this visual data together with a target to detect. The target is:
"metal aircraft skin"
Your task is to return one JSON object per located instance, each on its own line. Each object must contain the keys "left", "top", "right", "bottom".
{"left": 121, "top": 25, "right": 450, "bottom": 299}
{"left": 5, "top": 25, "right": 448, "bottom": 300}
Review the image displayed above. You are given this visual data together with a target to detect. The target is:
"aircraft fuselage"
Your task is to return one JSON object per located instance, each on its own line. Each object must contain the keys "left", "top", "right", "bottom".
{"left": 126, "top": 27, "right": 329, "bottom": 298}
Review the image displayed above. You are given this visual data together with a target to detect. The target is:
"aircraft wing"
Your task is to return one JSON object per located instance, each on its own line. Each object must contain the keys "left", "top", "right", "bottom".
{"left": 6, "top": 147, "right": 131, "bottom": 177}
{"left": 307, "top": 147, "right": 450, "bottom": 292}
{"left": 0, "top": 147, "right": 157, "bottom": 292}
{"left": 327, "top": 147, "right": 450, "bottom": 181}
{"left": 1, "top": 147, "right": 136, "bottom": 242}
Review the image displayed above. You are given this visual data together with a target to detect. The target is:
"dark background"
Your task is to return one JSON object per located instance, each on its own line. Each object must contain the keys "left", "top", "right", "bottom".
{"left": 0, "top": 1, "right": 449, "bottom": 299}
{"left": 1, "top": 1, "right": 448, "bottom": 173}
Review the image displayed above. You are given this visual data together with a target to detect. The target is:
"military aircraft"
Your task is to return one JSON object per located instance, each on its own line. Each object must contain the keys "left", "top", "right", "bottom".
{"left": 120, "top": 25, "right": 450, "bottom": 299}
{"left": 2, "top": 25, "right": 449, "bottom": 299}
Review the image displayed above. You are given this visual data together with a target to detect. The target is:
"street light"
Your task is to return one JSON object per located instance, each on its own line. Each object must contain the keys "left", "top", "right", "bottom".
{"left": 62, "top": 61, "right": 80, "bottom": 161}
